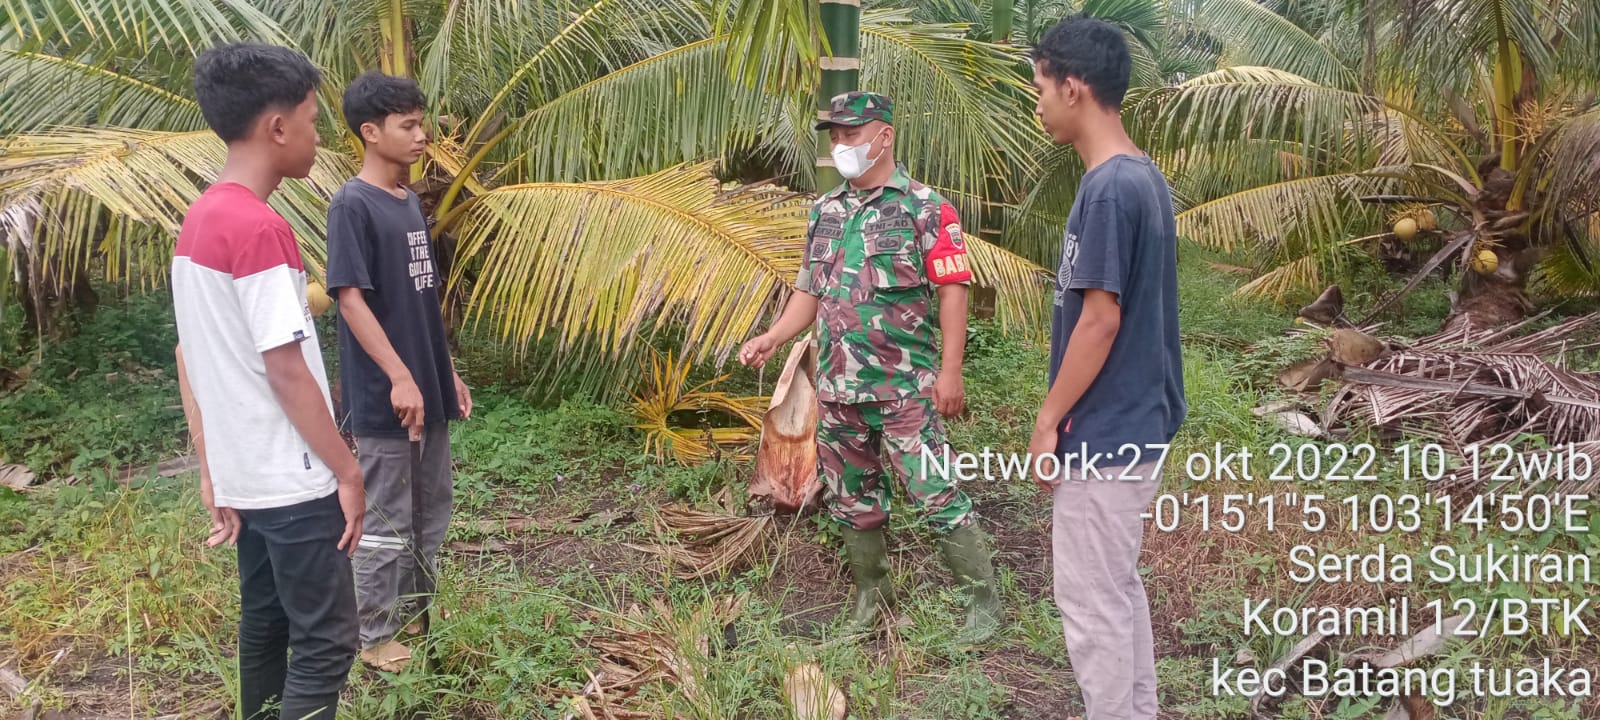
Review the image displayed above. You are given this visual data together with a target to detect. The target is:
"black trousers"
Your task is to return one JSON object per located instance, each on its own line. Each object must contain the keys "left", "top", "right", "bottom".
{"left": 236, "top": 491, "right": 358, "bottom": 720}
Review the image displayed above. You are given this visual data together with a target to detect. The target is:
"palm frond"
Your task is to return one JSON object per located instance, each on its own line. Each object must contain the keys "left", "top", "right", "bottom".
{"left": 634, "top": 508, "right": 771, "bottom": 580}
{"left": 0, "top": 128, "right": 353, "bottom": 287}
{"left": 859, "top": 9, "right": 1043, "bottom": 207}
{"left": 1177, "top": 169, "right": 1397, "bottom": 299}
{"left": 1165, "top": 140, "right": 1311, "bottom": 210}
{"left": 1002, "top": 143, "right": 1085, "bottom": 266}
{"left": 1549, "top": 0, "right": 1600, "bottom": 90}
{"left": 258, "top": 0, "right": 383, "bottom": 85}
{"left": 1129, "top": 67, "right": 1390, "bottom": 176}
{"left": 1534, "top": 218, "right": 1600, "bottom": 299}
{"left": 414, "top": 0, "right": 646, "bottom": 121}
{"left": 1531, "top": 107, "right": 1600, "bottom": 290}
{"left": 1381, "top": 0, "right": 1561, "bottom": 102}
{"left": 446, "top": 161, "right": 811, "bottom": 370}
{"left": 1196, "top": 0, "right": 1356, "bottom": 89}
{"left": 496, "top": 35, "right": 800, "bottom": 184}
{"left": 627, "top": 349, "right": 763, "bottom": 466}
{"left": 2, "top": 0, "right": 291, "bottom": 54}
{"left": 457, "top": 0, "right": 706, "bottom": 151}
{"left": 1082, "top": 0, "right": 1167, "bottom": 51}
{"left": 1176, "top": 172, "right": 1388, "bottom": 254}
{"left": 713, "top": 0, "right": 819, "bottom": 93}
{"left": 966, "top": 225, "right": 1055, "bottom": 336}
{"left": 1535, "top": 106, "right": 1600, "bottom": 221}
{"left": 0, "top": 50, "right": 203, "bottom": 133}
{"left": 1440, "top": 0, "right": 1555, "bottom": 76}
{"left": 1327, "top": 316, "right": 1600, "bottom": 459}
{"left": 1235, "top": 252, "right": 1321, "bottom": 301}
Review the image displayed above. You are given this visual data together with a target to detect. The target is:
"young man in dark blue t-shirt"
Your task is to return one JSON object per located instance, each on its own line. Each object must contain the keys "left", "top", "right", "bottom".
{"left": 324, "top": 71, "right": 472, "bottom": 674}
{"left": 1027, "top": 15, "right": 1186, "bottom": 720}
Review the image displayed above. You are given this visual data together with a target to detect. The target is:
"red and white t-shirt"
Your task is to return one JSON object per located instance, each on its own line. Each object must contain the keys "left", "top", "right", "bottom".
{"left": 172, "top": 182, "right": 337, "bottom": 509}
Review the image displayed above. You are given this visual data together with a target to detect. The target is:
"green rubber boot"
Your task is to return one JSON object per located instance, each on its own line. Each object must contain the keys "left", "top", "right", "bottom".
{"left": 936, "top": 522, "right": 1002, "bottom": 646}
{"left": 840, "top": 526, "right": 894, "bottom": 632}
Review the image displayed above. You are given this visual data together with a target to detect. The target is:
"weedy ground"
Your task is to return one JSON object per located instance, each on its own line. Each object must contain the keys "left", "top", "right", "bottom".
{"left": 2, "top": 244, "right": 1595, "bottom": 719}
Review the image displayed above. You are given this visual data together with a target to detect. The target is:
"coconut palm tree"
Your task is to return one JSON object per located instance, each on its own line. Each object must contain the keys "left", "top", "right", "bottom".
{"left": 996, "top": 0, "right": 1218, "bottom": 264}
{"left": 0, "top": 0, "right": 1052, "bottom": 387}
{"left": 1111, "top": 0, "right": 1600, "bottom": 328}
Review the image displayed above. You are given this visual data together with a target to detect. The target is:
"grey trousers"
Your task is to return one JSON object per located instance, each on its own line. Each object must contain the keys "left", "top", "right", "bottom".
{"left": 352, "top": 422, "right": 453, "bottom": 649}
{"left": 1051, "top": 459, "right": 1164, "bottom": 720}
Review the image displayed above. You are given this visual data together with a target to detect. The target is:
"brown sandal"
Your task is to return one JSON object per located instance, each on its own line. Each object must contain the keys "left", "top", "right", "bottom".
{"left": 359, "top": 639, "right": 411, "bottom": 673}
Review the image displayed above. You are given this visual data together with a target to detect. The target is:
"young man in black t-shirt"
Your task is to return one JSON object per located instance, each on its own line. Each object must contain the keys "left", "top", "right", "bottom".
{"left": 1027, "top": 16, "right": 1186, "bottom": 720}
{"left": 325, "top": 71, "right": 472, "bottom": 674}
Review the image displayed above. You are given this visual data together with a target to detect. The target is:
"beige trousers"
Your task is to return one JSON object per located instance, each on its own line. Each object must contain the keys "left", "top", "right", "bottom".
{"left": 1051, "top": 459, "right": 1164, "bottom": 720}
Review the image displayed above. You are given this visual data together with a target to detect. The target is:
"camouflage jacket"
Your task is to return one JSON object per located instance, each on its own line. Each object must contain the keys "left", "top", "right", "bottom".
{"left": 795, "top": 167, "right": 973, "bottom": 404}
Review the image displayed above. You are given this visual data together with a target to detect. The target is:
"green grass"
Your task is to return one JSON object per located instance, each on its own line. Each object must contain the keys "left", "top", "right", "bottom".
{"left": 2, "top": 251, "right": 1596, "bottom": 719}
{"left": 0, "top": 290, "right": 186, "bottom": 478}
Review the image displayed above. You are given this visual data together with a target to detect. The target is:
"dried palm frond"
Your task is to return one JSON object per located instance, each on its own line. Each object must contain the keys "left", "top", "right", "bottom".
{"left": 629, "top": 504, "right": 773, "bottom": 580}
{"left": 572, "top": 594, "right": 749, "bottom": 713}
{"left": 627, "top": 349, "right": 765, "bottom": 466}
{"left": 0, "top": 463, "right": 36, "bottom": 492}
{"left": 1323, "top": 314, "right": 1600, "bottom": 491}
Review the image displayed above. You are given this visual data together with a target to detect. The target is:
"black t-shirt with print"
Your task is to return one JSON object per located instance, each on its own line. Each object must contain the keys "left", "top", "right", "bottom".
{"left": 1048, "top": 154, "right": 1186, "bottom": 463}
{"left": 325, "top": 178, "right": 459, "bottom": 438}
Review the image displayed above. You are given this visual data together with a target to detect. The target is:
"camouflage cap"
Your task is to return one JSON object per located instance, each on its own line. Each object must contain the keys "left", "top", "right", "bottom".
{"left": 815, "top": 91, "right": 894, "bottom": 130}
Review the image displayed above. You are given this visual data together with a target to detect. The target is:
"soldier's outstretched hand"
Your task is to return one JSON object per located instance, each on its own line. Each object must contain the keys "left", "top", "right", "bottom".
{"left": 739, "top": 334, "right": 778, "bottom": 367}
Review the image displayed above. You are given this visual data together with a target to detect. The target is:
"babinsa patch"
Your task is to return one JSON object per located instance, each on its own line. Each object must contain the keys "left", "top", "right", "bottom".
{"left": 945, "top": 222, "right": 964, "bottom": 248}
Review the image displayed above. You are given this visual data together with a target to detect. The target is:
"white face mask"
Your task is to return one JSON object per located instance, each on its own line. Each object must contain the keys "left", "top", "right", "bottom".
{"left": 830, "top": 128, "right": 885, "bottom": 180}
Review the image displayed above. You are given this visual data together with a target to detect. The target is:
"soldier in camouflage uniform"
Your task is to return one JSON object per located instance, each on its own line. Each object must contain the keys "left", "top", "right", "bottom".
{"left": 740, "top": 91, "right": 1002, "bottom": 644}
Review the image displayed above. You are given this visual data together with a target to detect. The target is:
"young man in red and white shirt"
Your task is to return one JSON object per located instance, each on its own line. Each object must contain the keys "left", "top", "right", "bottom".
{"left": 173, "top": 43, "right": 363, "bottom": 720}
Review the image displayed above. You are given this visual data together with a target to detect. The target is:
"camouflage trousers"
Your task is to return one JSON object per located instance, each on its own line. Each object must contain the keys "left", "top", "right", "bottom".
{"left": 817, "top": 397, "right": 974, "bottom": 535}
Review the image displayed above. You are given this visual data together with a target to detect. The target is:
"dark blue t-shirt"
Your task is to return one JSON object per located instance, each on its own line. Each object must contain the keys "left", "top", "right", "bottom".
{"left": 325, "top": 178, "right": 459, "bottom": 438}
{"left": 1048, "top": 154, "right": 1186, "bottom": 466}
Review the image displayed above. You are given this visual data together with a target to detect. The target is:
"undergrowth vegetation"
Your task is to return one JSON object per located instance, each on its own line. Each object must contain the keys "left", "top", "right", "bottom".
{"left": 2, "top": 241, "right": 1595, "bottom": 719}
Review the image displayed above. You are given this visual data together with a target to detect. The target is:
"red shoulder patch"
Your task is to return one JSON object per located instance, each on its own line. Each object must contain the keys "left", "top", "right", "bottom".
{"left": 926, "top": 202, "right": 973, "bottom": 284}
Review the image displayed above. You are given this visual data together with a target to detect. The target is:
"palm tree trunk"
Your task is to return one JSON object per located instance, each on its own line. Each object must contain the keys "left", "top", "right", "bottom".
{"left": 1360, "top": 0, "right": 1376, "bottom": 96}
{"left": 1491, "top": 40, "right": 1521, "bottom": 173}
{"left": 993, "top": 0, "right": 1014, "bottom": 44}
{"left": 379, "top": 0, "right": 425, "bottom": 183}
{"left": 816, "top": 0, "right": 860, "bottom": 192}
{"left": 380, "top": 0, "right": 410, "bottom": 77}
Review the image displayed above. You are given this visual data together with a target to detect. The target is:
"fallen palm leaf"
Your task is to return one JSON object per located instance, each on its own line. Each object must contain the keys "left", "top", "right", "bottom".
{"left": 628, "top": 349, "right": 764, "bottom": 465}
{"left": 1346, "top": 614, "right": 1472, "bottom": 670}
{"left": 462, "top": 509, "right": 632, "bottom": 537}
{"left": 1277, "top": 356, "right": 1339, "bottom": 392}
{"left": 575, "top": 595, "right": 748, "bottom": 712}
{"left": 1341, "top": 615, "right": 1472, "bottom": 720}
{"left": 783, "top": 662, "right": 846, "bottom": 720}
{"left": 1323, "top": 315, "right": 1600, "bottom": 466}
{"left": 0, "top": 463, "right": 36, "bottom": 492}
{"left": 751, "top": 333, "right": 822, "bottom": 513}
{"left": 1250, "top": 630, "right": 1331, "bottom": 718}
{"left": 113, "top": 455, "right": 200, "bottom": 484}
{"left": 629, "top": 505, "right": 772, "bottom": 579}
{"left": 1274, "top": 303, "right": 1600, "bottom": 487}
